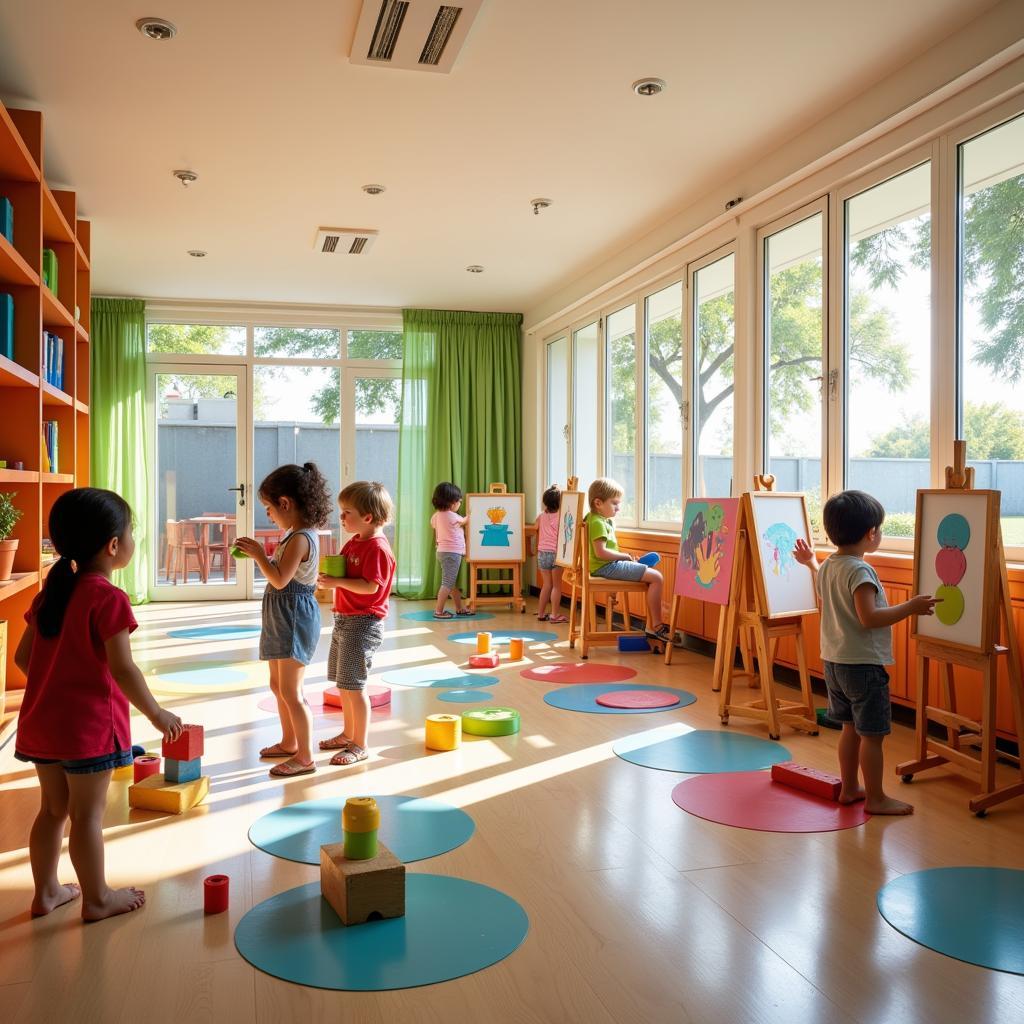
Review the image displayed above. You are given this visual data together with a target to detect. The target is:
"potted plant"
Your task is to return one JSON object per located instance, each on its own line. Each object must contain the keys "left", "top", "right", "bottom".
{"left": 0, "top": 492, "right": 23, "bottom": 581}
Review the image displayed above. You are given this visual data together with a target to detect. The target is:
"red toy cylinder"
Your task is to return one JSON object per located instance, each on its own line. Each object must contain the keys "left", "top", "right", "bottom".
{"left": 204, "top": 874, "right": 229, "bottom": 914}
{"left": 133, "top": 755, "right": 161, "bottom": 783}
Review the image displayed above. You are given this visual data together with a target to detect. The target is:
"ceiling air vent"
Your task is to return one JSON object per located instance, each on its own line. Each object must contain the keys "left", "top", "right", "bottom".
{"left": 349, "top": 0, "right": 483, "bottom": 74}
{"left": 313, "top": 228, "right": 378, "bottom": 254}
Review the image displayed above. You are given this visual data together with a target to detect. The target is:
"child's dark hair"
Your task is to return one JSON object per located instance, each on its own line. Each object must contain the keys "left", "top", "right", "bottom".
{"left": 432, "top": 481, "right": 462, "bottom": 511}
{"left": 542, "top": 484, "right": 561, "bottom": 513}
{"left": 37, "top": 487, "right": 132, "bottom": 637}
{"left": 258, "top": 462, "right": 332, "bottom": 529}
{"left": 822, "top": 490, "right": 885, "bottom": 547}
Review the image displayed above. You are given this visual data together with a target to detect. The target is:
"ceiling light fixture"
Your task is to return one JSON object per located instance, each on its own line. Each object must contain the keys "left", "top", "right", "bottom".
{"left": 530, "top": 198, "right": 552, "bottom": 216}
{"left": 466, "top": 265, "right": 484, "bottom": 273}
{"left": 173, "top": 169, "right": 199, "bottom": 188}
{"left": 362, "top": 184, "right": 386, "bottom": 195}
{"left": 187, "top": 250, "right": 207, "bottom": 258}
{"left": 136, "top": 17, "right": 177, "bottom": 41}
{"left": 632, "top": 77, "right": 666, "bottom": 97}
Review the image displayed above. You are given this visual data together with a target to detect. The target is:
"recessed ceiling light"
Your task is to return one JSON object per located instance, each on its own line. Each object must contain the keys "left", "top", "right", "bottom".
{"left": 466, "top": 265, "right": 484, "bottom": 273}
{"left": 632, "top": 77, "right": 666, "bottom": 97}
{"left": 136, "top": 17, "right": 177, "bottom": 41}
{"left": 530, "top": 198, "right": 553, "bottom": 215}
{"left": 187, "top": 250, "right": 207, "bottom": 258}
{"left": 173, "top": 169, "right": 199, "bottom": 188}
{"left": 362, "top": 184, "right": 386, "bottom": 195}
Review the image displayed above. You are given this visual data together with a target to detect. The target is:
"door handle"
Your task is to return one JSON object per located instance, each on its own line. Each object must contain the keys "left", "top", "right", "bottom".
{"left": 228, "top": 483, "right": 246, "bottom": 507}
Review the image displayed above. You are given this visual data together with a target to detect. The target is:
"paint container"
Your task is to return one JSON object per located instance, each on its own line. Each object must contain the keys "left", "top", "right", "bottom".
{"left": 203, "top": 874, "right": 229, "bottom": 914}
{"left": 476, "top": 631, "right": 492, "bottom": 654}
{"left": 342, "top": 797, "right": 380, "bottom": 860}
{"left": 508, "top": 637, "right": 524, "bottom": 661}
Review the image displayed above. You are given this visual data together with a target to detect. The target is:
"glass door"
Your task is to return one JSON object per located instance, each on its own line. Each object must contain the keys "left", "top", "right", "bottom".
{"left": 150, "top": 364, "right": 249, "bottom": 600}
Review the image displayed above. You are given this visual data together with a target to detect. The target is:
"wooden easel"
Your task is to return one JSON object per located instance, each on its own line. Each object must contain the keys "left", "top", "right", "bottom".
{"left": 467, "top": 483, "right": 526, "bottom": 614}
{"left": 717, "top": 477, "right": 818, "bottom": 739}
{"left": 896, "top": 442, "right": 1024, "bottom": 815}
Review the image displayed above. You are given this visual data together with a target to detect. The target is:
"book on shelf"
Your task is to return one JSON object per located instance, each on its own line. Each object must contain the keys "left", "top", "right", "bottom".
{"left": 42, "top": 421, "right": 58, "bottom": 473}
{"left": 42, "top": 331, "right": 65, "bottom": 391}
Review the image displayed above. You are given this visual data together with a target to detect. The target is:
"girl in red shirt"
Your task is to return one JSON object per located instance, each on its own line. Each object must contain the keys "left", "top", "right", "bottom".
{"left": 14, "top": 488, "right": 182, "bottom": 922}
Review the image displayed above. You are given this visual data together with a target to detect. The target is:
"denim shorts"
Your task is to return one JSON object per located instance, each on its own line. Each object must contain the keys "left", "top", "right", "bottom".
{"left": 593, "top": 559, "right": 647, "bottom": 582}
{"left": 823, "top": 661, "right": 892, "bottom": 736}
{"left": 16, "top": 748, "right": 134, "bottom": 774}
{"left": 537, "top": 550, "right": 556, "bottom": 571}
{"left": 260, "top": 579, "right": 321, "bottom": 665}
{"left": 437, "top": 552, "right": 462, "bottom": 590}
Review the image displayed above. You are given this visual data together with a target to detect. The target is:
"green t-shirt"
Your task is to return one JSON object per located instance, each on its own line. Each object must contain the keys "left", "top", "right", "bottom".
{"left": 585, "top": 513, "right": 619, "bottom": 574}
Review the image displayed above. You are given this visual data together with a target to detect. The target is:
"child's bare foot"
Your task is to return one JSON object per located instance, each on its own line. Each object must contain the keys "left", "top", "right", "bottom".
{"left": 865, "top": 795, "right": 914, "bottom": 815}
{"left": 31, "top": 882, "right": 81, "bottom": 917}
{"left": 82, "top": 886, "right": 146, "bottom": 921}
{"left": 838, "top": 787, "right": 866, "bottom": 805}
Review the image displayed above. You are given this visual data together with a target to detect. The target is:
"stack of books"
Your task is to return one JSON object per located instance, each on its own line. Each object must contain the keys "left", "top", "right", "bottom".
{"left": 42, "top": 332, "right": 64, "bottom": 390}
{"left": 42, "top": 421, "right": 59, "bottom": 473}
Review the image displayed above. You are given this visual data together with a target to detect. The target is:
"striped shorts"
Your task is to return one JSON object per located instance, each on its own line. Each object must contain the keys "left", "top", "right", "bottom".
{"left": 437, "top": 551, "right": 462, "bottom": 590}
{"left": 327, "top": 614, "right": 385, "bottom": 691}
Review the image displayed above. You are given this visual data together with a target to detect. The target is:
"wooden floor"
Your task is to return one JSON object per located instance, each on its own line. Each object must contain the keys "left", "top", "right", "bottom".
{"left": 1, "top": 598, "right": 1022, "bottom": 1024}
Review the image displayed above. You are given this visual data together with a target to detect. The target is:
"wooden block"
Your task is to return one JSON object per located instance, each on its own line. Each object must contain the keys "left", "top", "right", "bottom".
{"left": 468, "top": 652, "right": 500, "bottom": 669}
{"left": 165, "top": 756, "right": 201, "bottom": 783}
{"left": 163, "top": 723, "right": 204, "bottom": 761}
{"left": 320, "top": 840, "right": 405, "bottom": 926}
{"left": 128, "top": 774, "right": 209, "bottom": 814}
{"left": 770, "top": 761, "right": 842, "bottom": 801}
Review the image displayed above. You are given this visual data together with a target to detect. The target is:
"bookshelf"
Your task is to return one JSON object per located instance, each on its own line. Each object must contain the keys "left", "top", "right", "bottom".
{"left": 0, "top": 101, "right": 90, "bottom": 738}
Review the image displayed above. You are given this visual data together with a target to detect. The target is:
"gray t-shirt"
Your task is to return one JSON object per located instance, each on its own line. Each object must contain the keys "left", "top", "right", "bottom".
{"left": 817, "top": 554, "right": 892, "bottom": 665}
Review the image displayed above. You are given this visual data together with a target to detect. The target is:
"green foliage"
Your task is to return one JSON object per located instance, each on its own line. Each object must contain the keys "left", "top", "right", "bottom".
{"left": 867, "top": 402, "right": 1024, "bottom": 460}
{"left": 0, "top": 491, "right": 23, "bottom": 541}
{"left": 882, "top": 512, "right": 916, "bottom": 538}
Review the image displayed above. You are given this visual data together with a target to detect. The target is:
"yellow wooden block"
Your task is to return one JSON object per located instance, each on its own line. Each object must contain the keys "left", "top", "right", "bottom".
{"left": 128, "top": 774, "right": 209, "bottom": 814}
{"left": 320, "top": 840, "right": 405, "bottom": 926}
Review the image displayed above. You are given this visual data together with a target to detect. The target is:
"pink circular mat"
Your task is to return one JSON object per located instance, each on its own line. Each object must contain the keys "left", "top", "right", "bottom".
{"left": 671, "top": 771, "right": 870, "bottom": 833}
{"left": 256, "top": 684, "right": 390, "bottom": 714}
{"left": 520, "top": 662, "right": 637, "bottom": 684}
{"left": 596, "top": 689, "right": 680, "bottom": 709}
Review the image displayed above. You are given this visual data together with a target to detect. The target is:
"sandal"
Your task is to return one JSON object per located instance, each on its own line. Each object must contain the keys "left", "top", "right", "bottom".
{"left": 269, "top": 758, "right": 316, "bottom": 778}
{"left": 318, "top": 733, "right": 353, "bottom": 751}
{"left": 433, "top": 611, "right": 454, "bottom": 619}
{"left": 537, "top": 613, "right": 550, "bottom": 621}
{"left": 330, "top": 744, "right": 368, "bottom": 767}
{"left": 647, "top": 624, "right": 682, "bottom": 647}
{"left": 455, "top": 608, "right": 475, "bottom": 616}
{"left": 549, "top": 614, "right": 568, "bottom": 623}
{"left": 260, "top": 743, "right": 298, "bottom": 758}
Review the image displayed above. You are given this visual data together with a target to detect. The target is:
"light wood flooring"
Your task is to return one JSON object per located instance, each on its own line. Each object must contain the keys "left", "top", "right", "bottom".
{"left": 0, "top": 598, "right": 1022, "bottom": 1024}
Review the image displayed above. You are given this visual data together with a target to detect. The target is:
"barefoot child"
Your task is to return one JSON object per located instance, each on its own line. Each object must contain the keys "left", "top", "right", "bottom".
{"left": 535, "top": 484, "right": 567, "bottom": 622}
{"left": 794, "top": 489, "right": 937, "bottom": 815}
{"left": 234, "top": 461, "right": 333, "bottom": 778}
{"left": 317, "top": 481, "right": 396, "bottom": 766}
{"left": 14, "top": 488, "right": 183, "bottom": 921}
{"left": 429, "top": 481, "right": 473, "bottom": 618}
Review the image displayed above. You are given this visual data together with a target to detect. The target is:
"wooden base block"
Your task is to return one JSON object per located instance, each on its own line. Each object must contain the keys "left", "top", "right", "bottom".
{"left": 128, "top": 774, "right": 210, "bottom": 814}
{"left": 320, "top": 840, "right": 405, "bottom": 926}
{"left": 771, "top": 761, "right": 842, "bottom": 801}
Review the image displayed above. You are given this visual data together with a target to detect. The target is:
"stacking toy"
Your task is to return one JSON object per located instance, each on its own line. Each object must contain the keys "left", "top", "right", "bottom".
{"left": 321, "top": 554, "right": 347, "bottom": 577}
{"left": 770, "top": 761, "right": 842, "bottom": 801}
{"left": 133, "top": 755, "right": 161, "bottom": 783}
{"left": 476, "top": 631, "right": 492, "bottom": 654}
{"left": 462, "top": 707, "right": 521, "bottom": 737}
{"left": 230, "top": 546, "right": 248, "bottom": 558}
{"left": 204, "top": 874, "right": 229, "bottom": 914}
{"left": 469, "top": 652, "right": 500, "bottom": 669}
{"left": 343, "top": 797, "right": 381, "bottom": 860}
{"left": 618, "top": 636, "right": 651, "bottom": 652}
{"left": 425, "top": 713, "right": 462, "bottom": 751}
{"left": 508, "top": 637, "right": 525, "bottom": 661}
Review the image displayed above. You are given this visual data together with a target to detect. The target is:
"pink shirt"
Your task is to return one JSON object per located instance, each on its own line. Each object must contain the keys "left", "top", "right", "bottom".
{"left": 430, "top": 510, "right": 466, "bottom": 554}
{"left": 537, "top": 511, "right": 559, "bottom": 552}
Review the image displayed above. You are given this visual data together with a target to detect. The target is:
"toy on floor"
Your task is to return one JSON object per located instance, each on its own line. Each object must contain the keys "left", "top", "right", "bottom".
{"left": 469, "top": 651, "right": 500, "bottom": 669}
{"left": 204, "top": 874, "right": 229, "bottom": 914}
{"left": 425, "top": 713, "right": 462, "bottom": 751}
{"left": 343, "top": 797, "right": 381, "bottom": 860}
{"left": 128, "top": 724, "right": 210, "bottom": 814}
{"left": 508, "top": 637, "right": 524, "bottom": 660}
{"left": 476, "top": 631, "right": 492, "bottom": 654}
{"left": 133, "top": 754, "right": 161, "bottom": 783}
{"left": 770, "top": 761, "right": 842, "bottom": 801}
{"left": 323, "top": 683, "right": 391, "bottom": 709}
{"left": 462, "top": 707, "right": 520, "bottom": 736}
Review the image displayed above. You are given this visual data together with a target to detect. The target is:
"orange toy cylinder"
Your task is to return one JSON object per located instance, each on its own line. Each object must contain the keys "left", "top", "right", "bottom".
{"left": 476, "top": 632, "right": 492, "bottom": 654}
{"left": 508, "top": 637, "right": 524, "bottom": 661}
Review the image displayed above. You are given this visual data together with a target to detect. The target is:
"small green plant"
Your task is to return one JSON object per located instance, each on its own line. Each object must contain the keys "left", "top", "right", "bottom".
{"left": 0, "top": 492, "right": 23, "bottom": 541}
{"left": 882, "top": 512, "right": 916, "bottom": 538}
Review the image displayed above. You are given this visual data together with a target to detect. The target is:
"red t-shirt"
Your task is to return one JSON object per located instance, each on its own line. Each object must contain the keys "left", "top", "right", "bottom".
{"left": 332, "top": 534, "right": 396, "bottom": 618}
{"left": 17, "top": 573, "right": 138, "bottom": 760}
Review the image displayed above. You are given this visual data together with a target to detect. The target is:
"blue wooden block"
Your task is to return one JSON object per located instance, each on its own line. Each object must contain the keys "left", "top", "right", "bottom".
{"left": 165, "top": 756, "right": 202, "bottom": 783}
{"left": 617, "top": 636, "right": 651, "bottom": 652}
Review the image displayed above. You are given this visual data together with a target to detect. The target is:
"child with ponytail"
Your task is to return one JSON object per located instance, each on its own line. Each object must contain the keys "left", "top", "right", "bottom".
{"left": 14, "top": 488, "right": 182, "bottom": 921}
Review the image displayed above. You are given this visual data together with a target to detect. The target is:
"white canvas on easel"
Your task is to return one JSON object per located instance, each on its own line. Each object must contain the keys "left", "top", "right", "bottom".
{"left": 555, "top": 491, "right": 584, "bottom": 570}
{"left": 466, "top": 493, "right": 525, "bottom": 564}
{"left": 746, "top": 492, "right": 817, "bottom": 618}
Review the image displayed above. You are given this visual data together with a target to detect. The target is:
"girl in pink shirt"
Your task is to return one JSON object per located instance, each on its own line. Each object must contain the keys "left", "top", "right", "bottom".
{"left": 535, "top": 485, "right": 567, "bottom": 622}
{"left": 429, "top": 481, "right": 473, "bottom": 619}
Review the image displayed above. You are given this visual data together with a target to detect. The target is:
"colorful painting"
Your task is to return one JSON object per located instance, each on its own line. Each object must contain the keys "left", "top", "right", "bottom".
{"left": 466, "top": 492, "right": 525, "bottom": 563}
{"left": 746, "top": 492, "right": 817, "bottom": 617}
{"left": 674, "top": 498, "right": 739, "bottom": 605}
{"left": 555, "top": 491, "right": 585, "bottom": 569}
{"left": 913, "top": 490, "right": 998, "bottom": 652}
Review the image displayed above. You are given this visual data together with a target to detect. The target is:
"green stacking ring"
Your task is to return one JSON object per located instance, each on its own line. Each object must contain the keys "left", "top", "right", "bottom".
{"left": 230, "top": 546, "right": 249, "bottom": 558}
{"left": 462, "top": 707, "right": 520, "bottom": 737}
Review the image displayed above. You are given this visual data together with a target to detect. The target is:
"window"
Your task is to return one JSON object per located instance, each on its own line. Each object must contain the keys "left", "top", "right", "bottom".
{"left": 644, "top": 282, "right": 683, "bottom": 522}
{"left": 844, "top": 162, "right": 931, "bottom": 537}
{"left": 606, "top": 306, "right": 637, "bottom": 520}
{"left": 254, "top": 326, "right": 340, "bottom": 359}
{"left": 763, "top": 211, "right": 825, "bottom": 514}
{"left": 147, "top": 323, "right": 245, "bottom": 356}
{"left": 693, "top": 253, "right": 735, "bottom": 497}
{"left": 546, "top": 336, "right": 569, "bottom": 488}
{"left": 959, "top": 112, "right": 1024, "bottom": 546}
{"left": 347, "top": 329, "right": 403, "bottom": 360}
{"left": 572, "top": 321, "right": 599, "bottom": 487}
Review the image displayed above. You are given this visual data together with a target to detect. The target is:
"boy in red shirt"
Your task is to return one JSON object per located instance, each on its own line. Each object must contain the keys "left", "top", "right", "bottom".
{"left": 316, "top": 481, "right": 396, "bottom": 766}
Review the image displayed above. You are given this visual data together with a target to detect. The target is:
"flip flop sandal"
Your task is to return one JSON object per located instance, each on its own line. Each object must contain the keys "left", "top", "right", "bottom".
{"left": 269, "top": 759, "right": 316, "bottom": 778}
{"left": 330, "top": 745, "right": 368, "bottom": 767}
{"left": 433, "top": 611, "right": 455, "bottom": 619}
{"left": 318, "top": 734, "right": 353, "bottom": 751}
{"left": 455, "top": 609, "right": 475, "bottom": 616}
{"left": 549, "top": 615, "right": 568, "bottom": 623}
{"left": 537, "top": 614, "right": 550, "bottom": 621}
{"left": 259, "top": 743, "right": 298, "bottom": 758}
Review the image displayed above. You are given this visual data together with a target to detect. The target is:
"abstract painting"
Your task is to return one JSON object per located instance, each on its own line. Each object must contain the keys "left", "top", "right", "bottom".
{"left": 674, "top": 498, "right": 739, "bottom": 605}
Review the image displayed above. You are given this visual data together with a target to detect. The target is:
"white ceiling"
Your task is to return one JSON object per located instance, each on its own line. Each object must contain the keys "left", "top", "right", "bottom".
{"left": 0, "top": 0, "right": 1003, "bottom": 312}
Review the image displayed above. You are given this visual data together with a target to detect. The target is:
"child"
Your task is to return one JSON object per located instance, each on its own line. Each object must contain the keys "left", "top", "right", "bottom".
{"left": 234, "top": 461, "right": 333, "bottom": 778}
{"left": 316, "top": 481, "right": 396, "bottom": 766}
{"left": 429, "top": 481, "right": 473, "bottom": 619}
{"left": 584, "top": 477, "right": 674, "bottom": 642}
{"left": 535, "top": 484, "right": 567, "bottom": 622}
{"left": 793, "top": 489, "right": 937, "bottom": 815}
{"left": 14, "top": 488, "right": 183, "bottom": 921}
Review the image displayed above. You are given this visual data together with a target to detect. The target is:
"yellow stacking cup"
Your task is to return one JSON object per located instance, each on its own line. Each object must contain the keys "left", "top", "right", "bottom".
{"left": 342, "top": 797, "right": 380, "bottom": 860}
{"left": 425, "top": 713, "right": 462, "bottom": 751}
{"left": 476, "top": 631, "right": 492, "bottom": 654}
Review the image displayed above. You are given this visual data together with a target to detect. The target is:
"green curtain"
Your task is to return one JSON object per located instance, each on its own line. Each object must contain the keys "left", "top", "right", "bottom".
{"left": 395, "top": 309, "right": 523, "bottom": 599}
{"left": 91, "top": 298, "right": 150, "bottom": 603}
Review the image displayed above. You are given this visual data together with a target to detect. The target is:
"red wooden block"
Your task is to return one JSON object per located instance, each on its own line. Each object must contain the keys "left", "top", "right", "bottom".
{"left": 468, "top": 652, "right": 500, "bottom": 669}
{"left": 770, "top": 761, "right": 842, "bottom": 801}
{"left": 162, "top": 723, "right": 204, "bottom": 762}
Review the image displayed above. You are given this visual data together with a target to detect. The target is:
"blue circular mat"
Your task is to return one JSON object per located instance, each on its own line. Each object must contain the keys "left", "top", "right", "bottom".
{"left": 401, "top": 610, "right": 495, "bottom": 622}
{"left": 543, "top": 684, "right": 696, "bottom": 715}
{"left": 235, "top": 874, "right": 529, "bottom": 990}
{"left": 154, "top": 664, "right": 250, "bottom": 686}
{"left": 381, "top": 664, "right": 500, "bottom": 689}
{"left": 248, "top": 794, "right": 475, "bottom": 865}
{"left": 447, "top": 630, "right": 558, "bottom": 646}
{"left": 167, "top": 624, "right": 261, "bottom": 640}
{"left": 438, "top": 689, "right": 495, "bottom": 703}
{"left": 877, "top": 867, "right": 1024, "bottom": 975}
{"left": 613, "top": 725, "right": 791, "bottom": 773}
